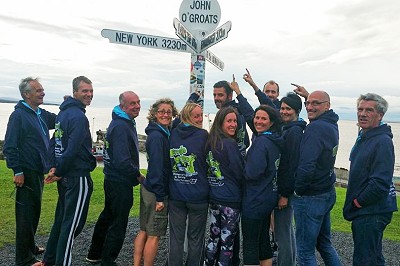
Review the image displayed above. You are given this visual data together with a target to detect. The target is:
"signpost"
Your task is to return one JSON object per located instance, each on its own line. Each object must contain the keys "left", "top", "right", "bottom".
{"left": 101, "top": 0, "right": 230, "bottom": 108}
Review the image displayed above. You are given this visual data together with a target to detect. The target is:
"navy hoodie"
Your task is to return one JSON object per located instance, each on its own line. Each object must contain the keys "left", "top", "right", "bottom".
{"left": 343, "top": 124, "right": 398, "bottom": 221}
{"left": 207, "top": 137, "right": 244, "bottom": 209}
{"left": 52, "top": 97, "right": 96, "bottom": 177}
{"left": 103, "top": 106, "right": 140, "bottom": 187}
{"left": 242, "top": 132, "right": 283, "bottom": 219}
{"left": 4, "top": 101, "right": 56, "bottom": 174}
{"left": 143, "top": 122, "right": 171, "bottom": 202}
{"left": 295, "top": 110, "right": 339, "bottom": 196}
{"left": 169, "top": 123, "right": 209, "bottom": 203}
{"left": 277, "top": 119, "right": 307, "bottom": 197}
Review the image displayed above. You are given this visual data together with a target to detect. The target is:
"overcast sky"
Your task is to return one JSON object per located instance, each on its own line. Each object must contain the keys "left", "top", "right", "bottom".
{"left": 1, "top": 0, "right": 400, "bottom": 121}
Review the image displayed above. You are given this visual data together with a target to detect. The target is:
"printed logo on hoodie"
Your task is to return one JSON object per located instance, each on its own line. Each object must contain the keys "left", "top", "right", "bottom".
{"left": 170, "top": 145, "right": 198, "bottom": 184}
{"left": 54, "top": 122, "right": 64, "bottom": 157}
{"left": 206, "top": 151, "right": 224, "bottom": 187}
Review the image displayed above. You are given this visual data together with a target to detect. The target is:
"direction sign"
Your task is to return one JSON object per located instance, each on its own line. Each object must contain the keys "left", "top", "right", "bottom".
{"left": 173, "top": 18, "right": 199, "bottom": 53}
{"left": 179, "top": 0, "right": 221, "bottom": 39}
{"left": 205, "top": 50, "right": 224, "bottom": 71}
{"left": 200, "top": 21, "right": 231, "bottom": 52}
{"left": 101, "top": 29, "right": 191, "bottom": 53}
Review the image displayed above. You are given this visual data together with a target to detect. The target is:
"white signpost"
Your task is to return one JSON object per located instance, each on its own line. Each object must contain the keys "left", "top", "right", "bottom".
{"left": 101, "top": 0, "right": 230, "bottom": 108}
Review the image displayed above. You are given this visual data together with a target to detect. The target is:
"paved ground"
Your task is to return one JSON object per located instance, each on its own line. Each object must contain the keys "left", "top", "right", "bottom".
{"left": 1, "top": 217, "right": 400, "bottom": 265}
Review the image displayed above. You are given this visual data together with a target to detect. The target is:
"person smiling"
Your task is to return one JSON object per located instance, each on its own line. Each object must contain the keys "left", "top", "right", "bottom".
{"left": 241, "top": 104, "right": 283, "bottom": 266}
{"left": 204, "top": 106, "right": 244, "bottom": 266}
{"left": 134, "top": 98, "right": 178, "bottom": 266}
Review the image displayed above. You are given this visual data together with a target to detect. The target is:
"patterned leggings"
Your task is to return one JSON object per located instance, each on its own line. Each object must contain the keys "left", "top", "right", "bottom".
{"left": 205, "top": 203, "right": 240, "bottom": 266}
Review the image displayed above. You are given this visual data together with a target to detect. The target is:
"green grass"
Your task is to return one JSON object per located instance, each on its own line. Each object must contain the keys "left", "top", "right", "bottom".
{"left": 0, "top": 160, "right": 143, "bottom": 248}
{"left": 0, "top": 160, "right": 399, "bottom": 248}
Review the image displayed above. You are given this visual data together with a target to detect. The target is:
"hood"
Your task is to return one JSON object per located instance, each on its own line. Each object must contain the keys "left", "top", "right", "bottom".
{"left": 173, "top": 123, "right": 201, "bottom": 140}
{"left": 311, "top": 109, "right": 339, "bottom": 124}
{"left": 283, "top": 119, "right": 307, "bottom": 131}
{"left": 59, "top": 96, "right": 86, "bottom": 112}
{"left": 15, "top": 100, "right": 37, "bottom": 114}
{"left": 111, "top": 105, "right": 136, "bottom": 124}
{"left": 360, "top": 123, "right": 393, "bottom": 141}
{"left": 145, "top": 121, "right": 170, "bottom": 138}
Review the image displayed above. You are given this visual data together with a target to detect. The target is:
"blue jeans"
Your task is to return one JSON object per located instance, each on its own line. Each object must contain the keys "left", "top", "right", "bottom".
{"left": 351, "top": 213, "right": 393, "bottom": 266}
{"left": 274, "top": 195, "right": 296, "bottom": 266}
{"left": 293, "top": 188, "right": 341, "bottom": 266}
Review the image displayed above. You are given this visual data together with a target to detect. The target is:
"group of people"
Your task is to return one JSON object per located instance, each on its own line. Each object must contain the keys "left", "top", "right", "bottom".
{"left": 3, "top": 71, "right": 397, "bottom": 266}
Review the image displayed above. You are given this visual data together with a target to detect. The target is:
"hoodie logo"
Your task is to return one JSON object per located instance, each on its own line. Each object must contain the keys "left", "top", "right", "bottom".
{"left": 332, "top": 145, "right": 338, "bottom": 157}
{"left": 207, "top": 151, "right": 224, "bottom": 187}
{"left": 54, "top": 122, "right": 64, "bottom": 157}
{"left": 170, "top": 145, "right": 198, "bottom": 184}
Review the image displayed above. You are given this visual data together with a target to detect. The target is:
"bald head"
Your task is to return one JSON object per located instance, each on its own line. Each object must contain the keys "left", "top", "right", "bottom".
{"left": 306, "top": 90, "right": 331, "bottom": 120}
{"left": 119, "top": 91, "right": 141, "bottom": 119}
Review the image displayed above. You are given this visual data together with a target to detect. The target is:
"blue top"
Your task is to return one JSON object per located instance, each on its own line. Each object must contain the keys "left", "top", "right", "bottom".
{"left": 242, "top": 132, "right": 283, "bottom": 219}
{"left": 207, "top": 137, "right": 244, "bottom": 209}
{"left": 295, "top": 110, "right": 339, "bottom": 196}
{"left": 4, "top": 100, "right": 56, "bottom": 174}
{"left": 343, "top": 124, "right": 398, "bottom": 221}
{"left": 103, "top": 106, "right": 140, "bottom": 187}
{"left": 143, "top": 122, "right": 171, "bottom": 202}
{"left": 52, "top": 97, "right": 96, "bottom": 177}
{"left": 277, "top": 119, "right": 307, "bottom": 197}
{"left": 169, "top": 123, "right": 209, "bottom": 203}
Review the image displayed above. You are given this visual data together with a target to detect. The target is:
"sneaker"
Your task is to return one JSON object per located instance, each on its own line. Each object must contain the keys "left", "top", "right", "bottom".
{"left": 34, "top": 246, "right": 45, "bottom": 255}
{"left": 85, "top": 257, "right": 102, "bottom": 264}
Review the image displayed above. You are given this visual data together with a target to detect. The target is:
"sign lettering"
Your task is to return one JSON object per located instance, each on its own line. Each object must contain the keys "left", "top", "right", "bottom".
{"left": 102, "top": 29, "right": 189, "bottom": 52}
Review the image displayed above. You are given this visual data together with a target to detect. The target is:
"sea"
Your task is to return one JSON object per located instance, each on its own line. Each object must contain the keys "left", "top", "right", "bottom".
{"left": 1, "top": 102, "right": 400, "bottom": 177}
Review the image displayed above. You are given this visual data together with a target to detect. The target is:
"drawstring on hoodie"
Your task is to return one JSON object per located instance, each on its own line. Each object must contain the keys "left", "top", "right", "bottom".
{"left": 21, "top": 101, "right": 47, "bottom": 137}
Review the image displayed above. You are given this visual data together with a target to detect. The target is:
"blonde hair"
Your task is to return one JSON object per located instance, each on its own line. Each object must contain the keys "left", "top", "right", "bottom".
{"left": 180, "top": 102, "right": 202, "bottom": 128}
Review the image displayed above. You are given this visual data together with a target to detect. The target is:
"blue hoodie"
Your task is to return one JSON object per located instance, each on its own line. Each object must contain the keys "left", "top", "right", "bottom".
{"left": 242, "top": 132, "right": 283, "bottom": 219}
{"left": 143, "top": 122, "right": 171, "bottom": 202}
{"left": 295, "top": 110, "right": 339, "bottom": 196}
{"left": 207, "top": 137, "right": 244, "bottom": 209}
{"left": 169, "top": 123, "right": 209, "bottom": 203}
{"left": 4, "top": 100, "right": 56, "bottom": 174}
{"left": 103, "top": 106, "right": 140, "bottom": 187}
{"left": 343, "top": 124, "right": 398, "bottom": 221}
{"left": 52, "top": 97, "right": 96, "bottom": 177}
{"left": 277, "top": 119, "right": 307, "bottom": 197}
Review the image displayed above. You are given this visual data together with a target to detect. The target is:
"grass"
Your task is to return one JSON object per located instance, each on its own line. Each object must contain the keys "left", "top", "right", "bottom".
{"left": 0, "top": 160, "right": 399, "bottom": 248}
{"left": 0, "top": 160, "right": 142, "bottom": 248}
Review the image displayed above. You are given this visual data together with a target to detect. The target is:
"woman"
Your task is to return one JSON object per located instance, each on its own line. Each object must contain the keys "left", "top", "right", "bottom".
{"left": 242, "top": 104, "right": 283, "bottom": 266}
{"left": 133, "top": 98, "right": 178, "bottom": 266}
{"left": 205, "top": 106, "right": 244, "bottom": 266}
{"left": 274, "top": 93, "right": 307, "bottom": 266}
{"left": 168, "top": 103, "right": 209, "bottom": 266}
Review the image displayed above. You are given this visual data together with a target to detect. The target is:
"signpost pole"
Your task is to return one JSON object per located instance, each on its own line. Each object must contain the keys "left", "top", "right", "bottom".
{"left": 190, "top": 52, "right": 206, "bottom": 107}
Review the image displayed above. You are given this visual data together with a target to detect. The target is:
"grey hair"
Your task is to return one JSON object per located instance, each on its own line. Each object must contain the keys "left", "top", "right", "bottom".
{"left": 19, "top": 77, "right": 39, "bottom": 98}
{"left": 147, "top": 98, "right": 178, "bottom": 122}
{"left": 72, "top": 76, "right": 92, "bottom": 92}
{"left": 119, "top": 91, "right": 136, "bottom": 105}
{"left": 357, "top": 93, "right": 388, "bottom": 115}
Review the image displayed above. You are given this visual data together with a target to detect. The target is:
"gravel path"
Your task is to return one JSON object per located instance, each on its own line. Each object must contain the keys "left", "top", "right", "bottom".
{"left": 1, "top": 217, "right": 399, "bottom": 265}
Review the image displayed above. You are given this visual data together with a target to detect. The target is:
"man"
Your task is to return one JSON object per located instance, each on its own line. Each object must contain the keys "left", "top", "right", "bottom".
{"left": 242, "top": 68, "right": 281, "bottom": 109}
{"left": 213, "top": 80, "right": 254, "bottom": 157}
{"left": 293, "top": 91, "right": 341, "bottom": 266}
{"left": 35, "top": 76, "right": 96, "bottom": 266}
{"left": 4, "top": 77, "right": 56, "bottom": 266}
{"left": 343, "top": 93, "right": 397, "bottom": 266}
{"left": 86, "top": 91, "right": 143, "bottom": 265}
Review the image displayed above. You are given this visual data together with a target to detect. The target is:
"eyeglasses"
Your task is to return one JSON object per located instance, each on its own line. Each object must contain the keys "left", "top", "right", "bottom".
{"left": 9, "top": 185, "right": 34, "bottom": 206}
{"left": 157, "top": 110, "right": 172, "bottom": 115}
{"left": 304, "top": 101, "right": 328, "bottom": 107}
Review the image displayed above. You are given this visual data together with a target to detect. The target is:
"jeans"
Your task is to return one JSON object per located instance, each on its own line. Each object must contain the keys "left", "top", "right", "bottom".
{"left": 293, "top": 188, "right": 341, "bottom": 266}
{"left": 351, "top": 212, "right": 393, "bottom": 266}
{"left": 168, "top": 200, "right": 208, "bottom": 266}
{"left": 274, "top": 196, "right": 296, "bottom": 266}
